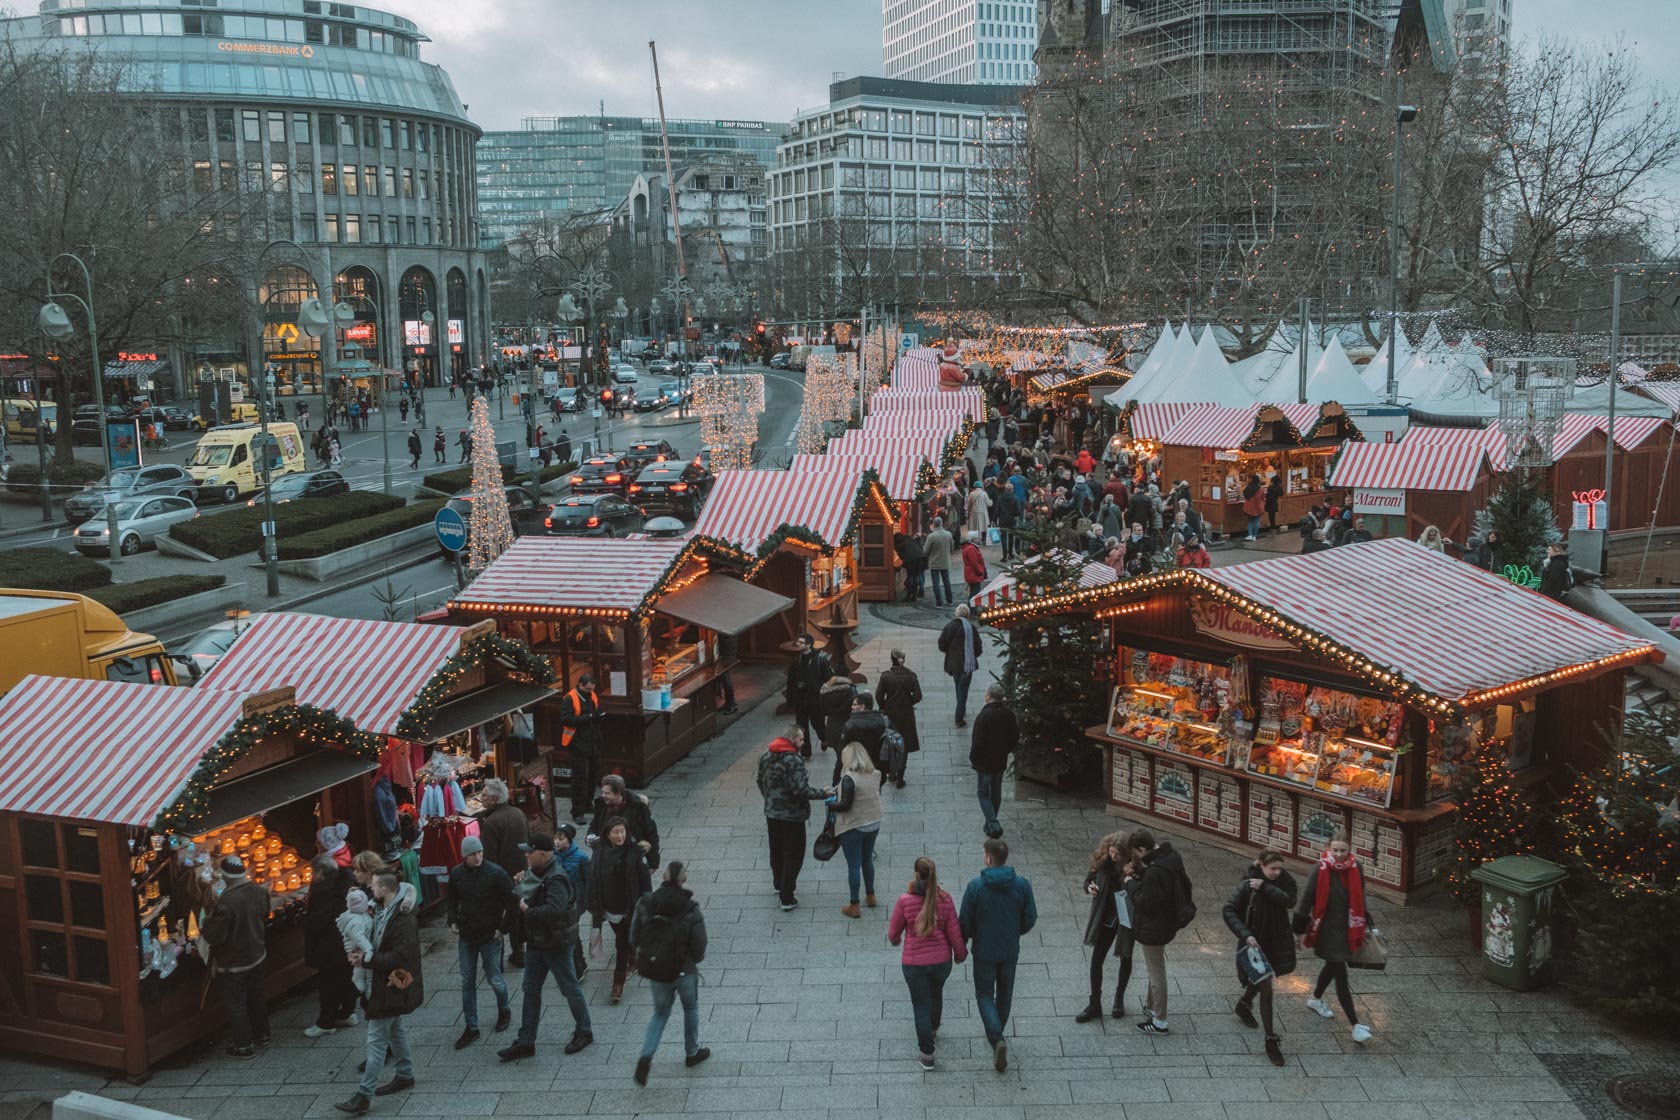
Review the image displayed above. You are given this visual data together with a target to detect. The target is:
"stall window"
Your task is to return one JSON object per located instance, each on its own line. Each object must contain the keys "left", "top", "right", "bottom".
{"left": 647, "top": 615, "right": 705, "bottom": 686}
{"left": 1109, "top": 648, "right": 1239, "bottom": 764}
{"left": 18, "top": 819, "right": 109, "bottom": 986}
{"left": 1248, "top": 677, "right": 1404, "bottom": 807}
{"left": 860, "top": 522, "right": 888, "bottom": 569}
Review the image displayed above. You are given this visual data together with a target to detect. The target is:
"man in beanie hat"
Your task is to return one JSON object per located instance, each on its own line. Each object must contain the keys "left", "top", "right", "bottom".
{"left": 201, "top": 855, "right": 271, "bottom": 1058}
{"left": 447, "top": 835, "right": 514, "bottom": 1049}
{"left": 498, "top": 833, "right": 592, "bottom": 1061}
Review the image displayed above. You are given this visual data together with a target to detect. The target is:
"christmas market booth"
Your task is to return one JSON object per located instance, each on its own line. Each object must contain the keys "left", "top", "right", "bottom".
{"left": 0, "top": 676, "right": 381, "bottom": 1077}
{"left": 447, "top": 536, "right": 793, "bottom": 792}
{"left": 198, "top": 613, "right": 559, "bottom": 833}
{"left": 980, "top": 539, "right": 1660, "bottom": 901}
{"left": 1327, "top": 439, "right": 1499, "bottom": 544}
{"left": 1159, "top": 402, "right": 1364, "bottom": 538}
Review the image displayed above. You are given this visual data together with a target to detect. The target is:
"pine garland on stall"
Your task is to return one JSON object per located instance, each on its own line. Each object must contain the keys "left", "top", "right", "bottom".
{"left": 466, "top": 396, "right": 515, "bottom": 571}
{"left": 395, "top": 631, "right": 555, "bottom": 741}
{"left": 1472, "top": 469, "right": 1562, "bottom": 575}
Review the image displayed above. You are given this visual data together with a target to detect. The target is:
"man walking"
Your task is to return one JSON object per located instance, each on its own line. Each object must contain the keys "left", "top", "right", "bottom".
{"left": 936, "top": 604, "right": 984, "bottom": 727}
{"left": 498, "top": 834, "right": 593, "bottom": 1061}
{"left": 201, "top": 855, "right": 270, "bottom": 1059}
{"left": 632, "top": 860, "right": 711, "bottom": 1085}
{"left": 970, "top": 683, "right": 1018, "bottom": 838}
{"left": 476, "top": 779, "right": 528, "bottom": 966}
{"left": 407, "top": 428, "right": 422, "bottom": 470}
{"left": 447, "top": 836, "right": 513, "bottom": 1050}
{"left": 924, "top": 517, "right": 955, "bottom": 606}
{"left": 784, "top": 634, "right": 830, "bottom": 758}
{"left": 335, "top": 872, "right": 421, "bottom": 1114}
{"left": 560, "top": 673, "right": 604, "bottom": 825}
{"left": 1125, "top": 828, "right": 1190, "bottom": 1034}
{"left": 959, "top": 838, "right": 1038, "bottom": 1073}
{"left": 757, "top": 726, "right": 828, "bottom": 911}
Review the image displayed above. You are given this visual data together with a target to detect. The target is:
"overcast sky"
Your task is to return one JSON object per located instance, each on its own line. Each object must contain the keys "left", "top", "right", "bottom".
{"left": 379, "top": 0, "right": 1677, "bottom": 133}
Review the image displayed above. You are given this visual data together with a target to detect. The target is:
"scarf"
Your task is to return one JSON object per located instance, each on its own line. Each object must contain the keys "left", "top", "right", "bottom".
{"left": 1304, "top": 851, "right": 1366, "bottom": 952}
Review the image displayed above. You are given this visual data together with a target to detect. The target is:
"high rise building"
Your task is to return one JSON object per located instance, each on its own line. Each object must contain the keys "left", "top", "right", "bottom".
{"left": 1383, "top": 0, "right": 1514, "bottom": 59}
{"left": 476, "top": 116, "right": 782, "bottom": 248}
{"left": 883, "top": 0, "right": 1037, "bottom": 85}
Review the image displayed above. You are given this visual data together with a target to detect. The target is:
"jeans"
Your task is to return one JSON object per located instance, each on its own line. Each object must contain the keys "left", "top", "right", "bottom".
{"left": 640, "top": 971, "right": 701, "bottom": 1059}
{"left": 972, "top": 958, "right": 1017, "bottom": 1046}
{"left": 568, "top": 748, "right": 600, "bottom": 820}
{"left": 1140, "top": 942, "right": 1169, "bottom": 1022}
{"left": 902, "top": 960, "right": 952, "bottom": 1054}
{"left": 908, "top": 564, "right": 926, "bottom": 600}
{"left": 219, "top": 966, "right": 269, "bottom": 1049}
{"left": 356, "top": 1015, "right": 414, "bottom": 1098}
{"left": 952, "top": 671, "right": 973, "bottom": 723}
{"left": 315, "top": 961, "right": 358, "bottom": 1029}
{"left": 1246, "top": 514, "right": 1261, "bottom": 539}
{"left": 838, "top": 828, "right": 878, "bottom": 903}
{"left": 766, "top": 817, "right": 807, "bottom": 905}
{"left": 977, "top": 770, "right": 1004, "bottom": 835}
{"left": 516, "top": 945, "right": 591, "bottom": 1046}
{"left": 458, "top": 938, "right": 509, "bottom": 1031}
{"left": 931, "top": 567, "right": 952, "bottom": 606}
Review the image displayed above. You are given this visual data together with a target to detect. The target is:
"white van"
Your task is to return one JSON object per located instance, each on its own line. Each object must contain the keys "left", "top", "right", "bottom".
{"left": 185, "top": 422, "right": 306, "bottom": 503}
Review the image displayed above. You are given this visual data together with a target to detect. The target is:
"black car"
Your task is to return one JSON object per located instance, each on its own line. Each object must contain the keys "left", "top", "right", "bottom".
{"left": 624, "top": 438, "right": 679, "bottom": 468}
{"left": 246, "top": 468, "right": 349, "bottom": 507}
{"left": 628, "top": 459, "right": 713, "bottom": 520}
{"left": 74, "top": 404, "right": 129, "bottom": 424}
{"left": 568, "top": 456, "right": 635, "bottom": 496}
{"left": 158, "top": 405, "right": 196, "bottom": 431}
{"left": 71, "top": 419, "right": 103, "bottom": 447}
{"left": 544, "top": 492, "right": 645, "bottom": 537}
{"left": 769, "top": 353, "right": 791, "bottom": 370}
{"left": 440, "top": 484, "right": 548, "bottom": 557}
{"left": 632, "top": 389, "right": 665, "bottom": 412}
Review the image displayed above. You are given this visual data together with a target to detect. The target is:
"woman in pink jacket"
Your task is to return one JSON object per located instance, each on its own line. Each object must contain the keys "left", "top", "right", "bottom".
{"left": 887, "top": 855, "right": 967, "bottom": 1070}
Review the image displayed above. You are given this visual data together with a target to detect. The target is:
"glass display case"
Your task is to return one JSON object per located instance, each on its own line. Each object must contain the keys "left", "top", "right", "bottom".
{"left": 1107, "top": 649, "right": 1241, "bottom": 766}
{"left": 1247, "top": 677, "right": 1403, "bottom": 806}
{"left": 645, "top": 615, "right": 709, "bottom": 687}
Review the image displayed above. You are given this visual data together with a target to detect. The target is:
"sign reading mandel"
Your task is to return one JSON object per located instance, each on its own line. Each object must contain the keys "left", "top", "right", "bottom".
{"left": 1190, "top": 597, "right": 1298, "bottom": 652}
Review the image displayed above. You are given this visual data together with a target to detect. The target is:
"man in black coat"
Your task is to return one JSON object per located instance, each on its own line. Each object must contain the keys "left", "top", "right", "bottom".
{"left": 837, "top": 690, "right": 891, "bottom": 785}
{"left": 336, "top": 873, "right": 422, "bottom": 1114}
{"left": 587, "top": 774, "right": 660, "bottom": 869}
{"left": 937, "top": 604, "right": 984, "bottom": 727}
{"left": 784, "top": 633, "right": 831, "bottom": 756}
{"left": 448, "top": 836, "right": 514, "bottom": 1049}
{"left": 969, "top": 683, "right": 1018, "bottom": 838}
{"left": 304, "top": 859, "right": 358, "bottom": 1038}
{"left": 992, "top": 480, "right": 1021, "bottom": 561}
{"left": 1124, "top": 830, "right": 1189, "bottom": 1035}
{"left": 202, "top": 856, "right": 271, "bottom": 1059}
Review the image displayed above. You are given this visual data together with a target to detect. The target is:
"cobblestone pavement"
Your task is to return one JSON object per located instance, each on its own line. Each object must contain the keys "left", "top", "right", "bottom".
{"left": 3, "top": 608, "right": 1673, "bottom": 1120}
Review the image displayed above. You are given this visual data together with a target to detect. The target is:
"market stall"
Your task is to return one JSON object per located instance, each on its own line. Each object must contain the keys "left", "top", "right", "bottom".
{"left": 980, "top": 539, "right": 1659, "bottom": 901}
{"left": 1328, "top": 439, "right": 1499, "bottom": 544}
{"left": 0, "top": 676, "right": 380, "bottom": 1076}
{"left": 448, "top": 537, "right": 792, "bottom": 791}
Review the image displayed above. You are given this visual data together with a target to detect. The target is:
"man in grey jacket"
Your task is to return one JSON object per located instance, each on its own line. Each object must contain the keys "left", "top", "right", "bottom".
{"left": 924, "top": 517, "right": 955, "bottom": 606}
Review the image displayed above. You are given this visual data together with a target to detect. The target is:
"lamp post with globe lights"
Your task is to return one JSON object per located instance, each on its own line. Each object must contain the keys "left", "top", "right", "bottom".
{"left": 38, "top": 253, "right": 119, "bottom": 561}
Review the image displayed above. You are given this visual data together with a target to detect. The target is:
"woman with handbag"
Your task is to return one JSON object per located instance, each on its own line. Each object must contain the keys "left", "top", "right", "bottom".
{"left": 1221, "top": 849, "right": 1297, "bottom": 1066}
{"left": 830, "top": 743, "right": 883, "bottom": 919}
{"left": 887, "top": 856, "right": 966, "bottom": 1071}
{"left": 588, "top": 817, "right": 652, "bottom": 1005}
{"left": 1076, "top": 832, "right": 1136, "bottom": 1023}
{"left": 1293, "top": 832, "right": 1377, "bottom": 1043}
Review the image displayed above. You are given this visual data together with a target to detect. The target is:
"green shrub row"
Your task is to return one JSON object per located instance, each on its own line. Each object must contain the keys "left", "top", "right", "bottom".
{"left": 277, "top": 500, "right": 444, "bottom": 560}
{"left": 169, "top": 491, "right": 406, "bottom": 558}
{"left": 5, "top": 459, "right": 108, "bottom": 496}
{"left": 89, "top": 574, "right": 227, "bottom": 614}
{"left": 0, "top": 546, "right": 112, "bottom": 591}
{"left": 420, "top": 460, "right": 578, "bottom": 494}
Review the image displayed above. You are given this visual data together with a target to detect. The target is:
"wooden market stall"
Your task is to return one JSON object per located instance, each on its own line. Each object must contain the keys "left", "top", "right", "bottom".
{"left": 1327, "top": 440, "right": 1499, "bottom": 544}
{"left": 198, "top": 613, "right": 559, "bottom": 832}
{"left": 980, "top": 539, "right": 1660, "bottom": 902}
{"left": 447, "top": 537, "right": 793, "bottom": 794}
{"left": 0, "top": 677, "right": 381, "bottom": 1077}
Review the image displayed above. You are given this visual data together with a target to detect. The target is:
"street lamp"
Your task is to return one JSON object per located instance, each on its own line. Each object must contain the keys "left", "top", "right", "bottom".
{"left": 661, "top": 274, "right": 695, "bottom": 361}
{"left": 1384, "top": 92, "right": 1420, "bottom": 405}
{"left": 39, "top": 253, "right": 120, "bottom": 561}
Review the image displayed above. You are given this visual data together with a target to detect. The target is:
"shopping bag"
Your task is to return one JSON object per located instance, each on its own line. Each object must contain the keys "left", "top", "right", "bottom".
{"left": 812, "top": 809, "right": 840, "bottom": 862}
{"left": 1236, "top": 944, "right": 1275, "bottom": 985}
{"left": 1350, "top": 929, "right": 1388, "bottom": 970}
{"left": 987, "top": 526, "right": 1001, "bottom": 545}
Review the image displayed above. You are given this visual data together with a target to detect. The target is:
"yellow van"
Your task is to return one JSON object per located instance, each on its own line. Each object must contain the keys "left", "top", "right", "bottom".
{"left": 185, "top": 421, "right": 306, "bottom": 503}
{"left": 2, "top": 399, "right": 57, "bottom": 444}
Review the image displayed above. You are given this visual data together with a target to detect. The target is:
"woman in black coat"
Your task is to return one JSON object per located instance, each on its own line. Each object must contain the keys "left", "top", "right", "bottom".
{"left": 589, "top": 817, "right": 653, "bottom": 1005}
{"left": 1076, "top": 832, "right": 1136, "bottom": 1023}
{"left": 875, "top": 650, "right": 923, "bottom": 788}
{"left": 1222, "top": 849, "right": 1297, "bottom": 1066}
{"left": 1264, "top": 475, "right": 1284, "bottom": 533}
{"left": 303, "top": 856, "right": 358, "bottom": 1034}
{"left": 818, "top": 674, "right": 857, "bottom": 754}
{"left": 1293, "top": 832, "right": 1376, "bottom": 1044}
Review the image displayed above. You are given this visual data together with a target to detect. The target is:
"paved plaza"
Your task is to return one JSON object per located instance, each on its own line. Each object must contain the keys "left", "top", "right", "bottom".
{"left": 2, "top": 608, "right": 1672, "bottom": 1120}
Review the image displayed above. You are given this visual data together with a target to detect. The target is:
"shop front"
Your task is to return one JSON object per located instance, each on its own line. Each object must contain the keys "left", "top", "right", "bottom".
{"left": 0, "top": 677, "right": 381, "bottom": 1077}
{"left": 1328, "top": 440, "right": 1499, "bottom": 544}
{"left": 981, "top": 538, "right": 1659, "bottom": 901}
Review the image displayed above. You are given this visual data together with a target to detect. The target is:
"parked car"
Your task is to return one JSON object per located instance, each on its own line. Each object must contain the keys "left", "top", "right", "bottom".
{"left": 74, "top": 404, "right": 129, "bottom": 425}
{"left": 73, "top": 496, "right": 199, "bottom": 556}
{"left": 158, "top": 405, "right": 196, "bottom": 431}
{"left": 63, "top": 464, "right": 198, "bottom": 524}
{"left": 440, "top": 484, "right": 547, "bottom": 558}
{"left": 611, "top": 365, "right": 639, "bottom": 384}
{"left": 624, "top": 438, "right": 679, "bottom": 468}
{"left": 246, "top": 468, "right": 349, "bottom": 507}
{"left": 544, "top": 492, "right": 645, "bottom": 537}
{"left": 568, "top": 455, "right": 636, "bottom": 496}
{"left": 628, "top": 459, "right": 714, "bottom": 520}
{"left": 71, "top": 420, "right": 103, "bottom": 447}
{"left": 769, "top": 352, "right": 791, "bottom": 370}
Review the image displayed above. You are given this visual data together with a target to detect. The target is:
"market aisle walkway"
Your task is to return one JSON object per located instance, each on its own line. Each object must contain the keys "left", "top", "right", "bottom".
{"left": 17, "top": 612, "right": 1668, "bottom": 1120}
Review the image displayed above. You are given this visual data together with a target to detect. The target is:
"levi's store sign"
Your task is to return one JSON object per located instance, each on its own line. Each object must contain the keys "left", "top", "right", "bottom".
{"left": 1190, "top": 597, "right": 1297, "bottom": 652}
{"left": 1351, "top": 487, "right": 1406, "bottom": 515}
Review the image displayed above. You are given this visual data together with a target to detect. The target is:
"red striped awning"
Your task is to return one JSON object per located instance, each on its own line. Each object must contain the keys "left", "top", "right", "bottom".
{"left": 1402, "top": 425, "right": 1510, "bottom": 471}
{"left": 693, "top": 468, "right": 875, "bottom": 552}
{"left": 973, "top": 549, "right": 1118, "bottom": 609}
{"left": 861, "top": 412, "right": 969, "bottom": 437}
{"left": 1329, "top": 441, "right": 1493, "bottom": 492}
{"left": 869, "top": 389, "right": 987, "bottom": 422}
{"left": 452, "top": 537, "right": 690, "bottom": 612}
{"left": 827, "top": 432, "right": 954, "bottom": 463}
{"left": 1404, "top": 414, "right": 1628, "bottom": 469}
{"left": 198, "top": 614, "right": 467, "bottom": 736}
{"left": 1159, "top": 404, "right": 1293, "bottom": 448}
{"left": 0, "top": 677, "right": 253, "bottom": 825}
{"left": 1127, "top": 402, "right": 1196, "bottom": 440}
{"left": 1606, "top": 415, "right": 1667, "bottom": 450}
{"left": 1278, "top": 403, "right": 1325, "bottom": 435}
{"left": 790, "top": 452, "right": 932, "bottom": 500}
{"left": 1633, "top": 382, "right": 1680, "bottom": 415}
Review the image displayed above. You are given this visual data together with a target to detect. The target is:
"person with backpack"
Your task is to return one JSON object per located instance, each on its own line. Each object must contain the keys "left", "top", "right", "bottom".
{"left": 497, "top": 834, "right": 592, "bottom": 1062}
{"left": 958, "top": 837, "right": 1037, "bottom": 1073}
{"left": 888, "top": 856, "right": 966, "bottom": 1071}
{"left": 875, "top": 649, "right": 922, "bottom": 788}
{"left": 631, "top": 860, "right": 710, "bottom": 1086}
{"left": 1222, "top": 848, "right": 1297, "bottom": 1066}
{"left": 831, "top": 744, "right": 883, "bottom": 919}
{"left": 837, "top": 690, "right": 892, "bottom": 785}
{"left": 1123, "top": 828, "right": 1193, "bottom": 1034}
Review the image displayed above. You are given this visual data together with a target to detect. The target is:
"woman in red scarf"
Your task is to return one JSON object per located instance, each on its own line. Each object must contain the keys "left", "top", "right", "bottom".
{"left": 1292, "top": 832, "right": 1376, "bottom": 1043}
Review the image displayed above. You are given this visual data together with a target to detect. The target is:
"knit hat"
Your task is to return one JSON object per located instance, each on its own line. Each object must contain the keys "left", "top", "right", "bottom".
{"left": 345, "top": 888, "right": 370, "bottom": 915}
{"left": 460, "top": 835, "right": 485, "bottom": 857}
{"left": 219, "top": 855, "right": 246, "bottom": 880}
{"left": 316, "top": 822, "right": 350, "bottom": 855}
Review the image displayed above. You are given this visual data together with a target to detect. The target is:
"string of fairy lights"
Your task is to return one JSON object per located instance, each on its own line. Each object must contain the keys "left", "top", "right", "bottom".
{"left": 694, "top": 370, "right": 764, "bottom": 473}
{"left": 465, "top": 397, "right": 516, "bottom": 573}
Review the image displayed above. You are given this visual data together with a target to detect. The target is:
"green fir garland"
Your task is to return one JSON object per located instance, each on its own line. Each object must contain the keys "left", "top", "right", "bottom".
{"left": 396, "top": 632, "right": 556, "bottom": 741}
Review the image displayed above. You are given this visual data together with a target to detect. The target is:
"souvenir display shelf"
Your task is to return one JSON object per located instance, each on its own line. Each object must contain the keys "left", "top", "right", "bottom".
{"left": 1246, "top": 677, "right": 1403, "bottom": 808}
{"left": 1107, "top": 649, "right": 1242, "bottom": 766}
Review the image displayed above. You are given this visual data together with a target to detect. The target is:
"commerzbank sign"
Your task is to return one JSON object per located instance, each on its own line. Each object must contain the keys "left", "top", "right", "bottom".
{"left": 218, "top": 40, "right": 317, "bottom": 59}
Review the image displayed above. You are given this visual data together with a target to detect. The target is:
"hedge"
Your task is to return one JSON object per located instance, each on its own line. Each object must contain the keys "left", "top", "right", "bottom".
{"left": 421, "top": 460, "right": 578, "bottom": 494}
{"left": 0, "top": 547, "right": 112, "bottom": 591}
{"left": 5, "top": 459, "right": 108, "bottom": 498}
{"left": 277, "top": 499, "right": 444, "bottom": 560}
{"left": 89, "top": 574, "right": 227, "bottom": 614}
{"left": 170, "top": 491, "right": 406, "bottom": 559}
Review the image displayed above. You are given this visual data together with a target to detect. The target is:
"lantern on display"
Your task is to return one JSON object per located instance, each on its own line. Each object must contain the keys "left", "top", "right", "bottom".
{"left": 938, "top": 342, "right": 968, "bottom": 389}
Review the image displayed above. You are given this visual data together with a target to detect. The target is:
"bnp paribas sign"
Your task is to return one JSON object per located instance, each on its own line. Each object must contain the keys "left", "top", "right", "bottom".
{"left": 217, "top": 40, "right": 318, "bottom": 59}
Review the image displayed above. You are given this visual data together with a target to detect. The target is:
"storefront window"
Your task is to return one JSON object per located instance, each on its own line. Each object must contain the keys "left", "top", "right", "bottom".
{"left": 1109, "top": 649, "right": 1239, "bottom": 764}
{"left": 25, "top": 875, "right": 62, "bottom": 923}
{"left": 20, "top": 818, "right": 57, "bottom": 868}
{"left": 647, "top": 616, "right": 705, "bottom": 686}
{"left": 1247, "top": 678, "right": 1403, "bottom": 806}
{"left": 63, "top": 824, "right": 101, "bottom": 874}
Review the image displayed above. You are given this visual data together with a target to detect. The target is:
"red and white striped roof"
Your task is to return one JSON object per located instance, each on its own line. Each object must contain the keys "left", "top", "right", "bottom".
{"left": 973, "top": 549, "right": 1118, "bottom": 609}
{"left": 1402, "top": 425, "right": 1511, "bottom": 470}
{"left": 198, "top": 614, "right": 467, "bottom": 736}
{"left": 1403, "top": 414, "right": 1639, "bottom": 470}
{"left": 827, "top": 431, "right": 953, "bottom": 462}
{"left": 1159, "top": 404, "right": 1296, "bottom": 449}
{"left": 891, "top": 352, "right": 940, "bottom": 390}
{"left": 1127, "top": 402, "right": 1196, "bottom": 440}
{"left": 869, "top": 388, "right": 987, "bottom": 422}
{"left": 1606, "top": 415, "right": 1667, "bottom": 450}
{"left": 1278, "top": 403, "right": 1326, "bottom": 435}
{"left": 789, "top": 452, "right": 931, "bottom": 500}
{"left": 0, "top": 677, "right": 253, "bottom": 825}
{"left": 1329, "top": 441, "right": 1493, "bottom": 492}
{"left": 1207, "top": 538, "right": 1653, "bottom": 701}
{"left": 1633, "top": 382, "right": 1680, "bottom": 415}
{"left": 860, "top": 412, "right": 969, "bottom": 437}
{"left": 693, "top": 468, "right": 871, "bottom": 551}
{"left": 453, "top": 537, "right": 689, "bottom": 611}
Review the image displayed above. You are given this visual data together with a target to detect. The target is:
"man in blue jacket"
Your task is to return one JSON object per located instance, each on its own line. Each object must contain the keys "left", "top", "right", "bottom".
{"left": 958, "top": 837, "right": 1038, "bottom": 1073}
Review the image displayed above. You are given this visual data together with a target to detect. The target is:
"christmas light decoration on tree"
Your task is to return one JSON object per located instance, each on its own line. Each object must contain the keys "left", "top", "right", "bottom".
{"left": 694, "top": 370, "right": 763, "bottom": 473}
{"left": 794, "top": 354, "right": 854, "bottom": 453}
{"left": 466, "top": 396, "right": 515, "bottom": 572}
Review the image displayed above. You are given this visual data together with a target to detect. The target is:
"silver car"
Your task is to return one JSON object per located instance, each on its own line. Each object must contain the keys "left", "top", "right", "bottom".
{"left": 63, "top": 464, "right": 197, "bottom": 524}
{"left": 74, "top": 496, "right": 199, "bottom": 556}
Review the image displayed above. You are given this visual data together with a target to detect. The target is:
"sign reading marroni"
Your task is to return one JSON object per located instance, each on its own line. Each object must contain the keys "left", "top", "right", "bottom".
{"left": 1190, "top": 597, "right": 1297, "bottom": 652}
{"left": 1351, "top": 487, "right": 1406, "bottom": 516}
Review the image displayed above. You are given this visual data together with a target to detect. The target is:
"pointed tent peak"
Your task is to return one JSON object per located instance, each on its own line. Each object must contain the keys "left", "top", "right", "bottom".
{"left": 1133, "top": 322, "right": 1202, "bottom": 404}
{"left": 1306, "top": 335, "right": 1375, "bottom": 405}
{"left": 1363, "top": 325, "right": 1415, "bottom": 395}
{"left": 1130, "top": 323, "right": 1177, "bottom": 379}
{"left": 1166, "top": 325, "right": 1253, "bottom": 407}
{"left": 1418, "top": 320, "right": 1448, "bottom": 352}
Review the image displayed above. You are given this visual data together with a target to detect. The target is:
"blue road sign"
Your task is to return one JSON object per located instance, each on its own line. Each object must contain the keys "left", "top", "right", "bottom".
{"left": 434, "top": 506, "right": 467, "bottom": 552}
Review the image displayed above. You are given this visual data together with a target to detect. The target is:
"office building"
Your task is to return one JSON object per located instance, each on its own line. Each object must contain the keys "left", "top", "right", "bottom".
{"left": 884, "top": 0, "right": 1037, "bottom": 84}
{"left": 476, "top": 116, "right": 782, "bottom": 248}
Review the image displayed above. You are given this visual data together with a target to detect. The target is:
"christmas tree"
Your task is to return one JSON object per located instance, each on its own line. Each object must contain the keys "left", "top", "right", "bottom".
{"left": 1471, "top": 469, "right": 1562, "bottom": 576}
{"left": 465, "top": 396, "right": 515, "bottom": 572}
{"left": 1437, "top": 741, "right": 1538, "bottom": 904}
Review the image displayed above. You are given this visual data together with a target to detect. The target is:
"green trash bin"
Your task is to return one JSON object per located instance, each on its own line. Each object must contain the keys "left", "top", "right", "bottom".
{"left": 1469, "top": 854, "right": 1568, "bottom": 991}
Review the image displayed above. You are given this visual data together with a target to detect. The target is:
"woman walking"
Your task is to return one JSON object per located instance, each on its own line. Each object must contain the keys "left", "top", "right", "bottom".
{"left": 887, "top": 856, "right": 966, "bottom": 1071}
{"left": 1222, "top": 849, "right": 1297, "bottom": 1066}
{"left": 589, "top": 817, "right": 652, "bottom": 1005}
{"left": 818, "top": 671, "right": 856, "bottom": 755}
{"left": 875, "top": 649, "right": 923, "bottom": 788}
{"left": 832, "top": 744, "right": 882, "bottom": 919}
{"left": 1294, "top": 831, "right": 1376, "bottom": 1043}
{"left": 1242, "top": 474, "right": 1264, "bottom": 541}
{"left": 303, "top": 853, "right": 359, "bottom": 1037}
{"left": 1076, "top": 832, "right": 1136, "bottom": 1023}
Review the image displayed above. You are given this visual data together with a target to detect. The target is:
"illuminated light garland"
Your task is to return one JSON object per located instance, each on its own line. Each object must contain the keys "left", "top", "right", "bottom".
{"left": 695, "top": 370, "right": 764, "bottom": 474}
{"left": 395, "top": 632, "right": 554, "bottom": 742}
{"left": 465, "top": 397, "right": 516, "bottom": 572}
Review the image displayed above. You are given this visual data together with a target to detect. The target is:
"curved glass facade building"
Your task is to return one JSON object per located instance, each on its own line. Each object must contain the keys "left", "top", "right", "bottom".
{"left": 3, "top": 0, "right": 488, "bottom": 392}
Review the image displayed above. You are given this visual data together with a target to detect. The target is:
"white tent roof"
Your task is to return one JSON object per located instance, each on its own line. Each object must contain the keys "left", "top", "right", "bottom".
{"left": 1305, "top": 336, "right": 1376, "bottom": 404}
{"left": 1112, "top": 322, "right": 1199, "bottom": 405}
{"left": 1564, "top": 382, "right": 1672, "bottom": 418}
{"left": 1234, "top": 324, "right": 1316, "bottom": 402}
{"left": 1129, "top": 323, "right": 1176, "bottom": 379}
{"left": 1363, "top": 327, "right": 1414, "bottom": 396}
{"left": 1134, "top": 325, "right": 1254, "bottom": 407}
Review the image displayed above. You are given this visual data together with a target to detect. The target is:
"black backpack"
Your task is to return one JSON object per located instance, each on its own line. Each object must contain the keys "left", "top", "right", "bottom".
{"left": 1173, "top": 867, "right": 1198, "bottom": 932}
{"left": 636, "top": 907, "right": 688, "bottom": 982}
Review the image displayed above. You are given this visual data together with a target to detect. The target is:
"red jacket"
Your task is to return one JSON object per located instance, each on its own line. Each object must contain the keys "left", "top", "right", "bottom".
{"left": 1102, "top": 476, "right": 1130, "bottom": 505}
{"left": 961, "top": 541, "right": 988, "bottom": 584}
{"left": 888, "top": 888, "right": 967, "bottom": 967}
{"left": 1177, "top": 546, "right": 1212, "bottom": 569}
{"left": 1075, "top": 449, "right": 1096, "bottom": 476}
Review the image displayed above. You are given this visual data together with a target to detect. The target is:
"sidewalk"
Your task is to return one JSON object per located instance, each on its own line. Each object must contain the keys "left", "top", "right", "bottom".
{"left": 19, "top": 607, "right": 1665, "bottom": 1120}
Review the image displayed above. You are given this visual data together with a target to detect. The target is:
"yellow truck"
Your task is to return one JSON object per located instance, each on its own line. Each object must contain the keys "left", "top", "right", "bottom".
{"left": 0, "top": 590, "right": 178, "bottom": 694}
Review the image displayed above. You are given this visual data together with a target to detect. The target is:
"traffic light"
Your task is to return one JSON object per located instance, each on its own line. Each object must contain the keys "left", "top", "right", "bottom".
{"left": 600, "top": 389, "right": 614, "bottom": 405}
